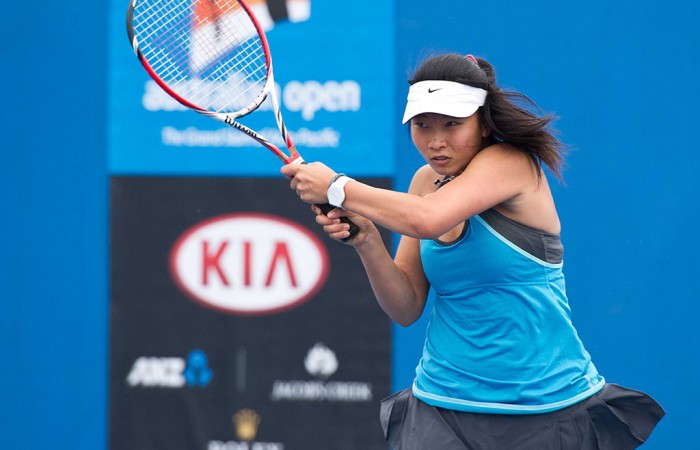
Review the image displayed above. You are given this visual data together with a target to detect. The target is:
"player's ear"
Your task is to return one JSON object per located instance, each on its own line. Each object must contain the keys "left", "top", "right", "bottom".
{"left": 477, "top": 110, "right": 490, "bottom": 138}
{"left": 480, "top": 120, "right": 491, "bottom": 138}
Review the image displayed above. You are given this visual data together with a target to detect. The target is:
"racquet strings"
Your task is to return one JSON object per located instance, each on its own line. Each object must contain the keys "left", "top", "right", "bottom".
{"left": 131, "top": 0, "right": 268, "bottom": 114}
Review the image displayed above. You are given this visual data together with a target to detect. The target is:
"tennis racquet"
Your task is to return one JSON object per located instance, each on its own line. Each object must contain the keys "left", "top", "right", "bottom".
{"left": 126, "top": 0, "right": 358, "bottom": 239}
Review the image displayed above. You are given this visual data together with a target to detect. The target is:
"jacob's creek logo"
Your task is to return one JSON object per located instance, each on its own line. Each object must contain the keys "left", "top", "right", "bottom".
{"left": 170, "top": 213, "right": 329, "bottom": 316}
{"left": 304, "top": 342, "right": 338, "bottom": 379}
{"left": 127, "top": 349, "right": 213, "bottom": 388}
{"left": 270, "top": 343, "right": 373, "bottom": 402}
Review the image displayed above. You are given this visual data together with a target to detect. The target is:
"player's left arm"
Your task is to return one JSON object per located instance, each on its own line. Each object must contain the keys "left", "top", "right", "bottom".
{"left": 282, "top": 144, "right": 536, "bottom": 239}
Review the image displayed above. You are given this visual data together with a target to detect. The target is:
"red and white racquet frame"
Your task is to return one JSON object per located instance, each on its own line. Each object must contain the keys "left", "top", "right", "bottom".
{"left": 127, "top": 0, "right": 301, "bottom": 165}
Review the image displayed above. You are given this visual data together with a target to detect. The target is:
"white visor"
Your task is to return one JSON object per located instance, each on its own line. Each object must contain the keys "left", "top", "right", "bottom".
{"left": 402, "top": 80, "right": 488, "bottom": 124}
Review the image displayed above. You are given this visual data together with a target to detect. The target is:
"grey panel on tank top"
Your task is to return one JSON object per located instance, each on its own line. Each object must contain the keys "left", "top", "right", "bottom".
{"left": 479, "top": 209, "right": 563, "bottom": 264}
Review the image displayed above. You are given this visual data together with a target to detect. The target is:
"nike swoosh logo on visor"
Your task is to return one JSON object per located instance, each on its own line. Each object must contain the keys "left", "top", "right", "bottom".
{"left": 428, "top": 88, "right": 442, "bottom": 93}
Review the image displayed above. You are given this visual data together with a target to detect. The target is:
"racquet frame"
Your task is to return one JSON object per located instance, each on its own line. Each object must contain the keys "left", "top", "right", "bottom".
{"left": 126, "top": 0, "right": 300, "bottom": 164}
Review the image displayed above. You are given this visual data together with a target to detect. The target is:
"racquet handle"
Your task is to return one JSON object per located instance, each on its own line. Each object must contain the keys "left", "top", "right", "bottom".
{"left": 291, "top": 159, "right": 359, "bottom": 242}
{"left": 315, "top": 203, "right": 359, "bottom": 242}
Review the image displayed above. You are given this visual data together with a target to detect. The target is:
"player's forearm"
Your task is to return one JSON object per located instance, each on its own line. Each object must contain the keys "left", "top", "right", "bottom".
{"left": 341, "top": 181, "right": 441, "bottom": 239}
{"left": 354, "top": 232, "right": 427, "bottom": 326}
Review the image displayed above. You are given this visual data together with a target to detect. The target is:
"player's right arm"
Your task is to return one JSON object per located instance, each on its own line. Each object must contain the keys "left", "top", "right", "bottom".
{"left": 320, "top": 167, "right": 433, "bottom": 326}
{"left": 354, "top": 228, "right": 429, "bottom": 327}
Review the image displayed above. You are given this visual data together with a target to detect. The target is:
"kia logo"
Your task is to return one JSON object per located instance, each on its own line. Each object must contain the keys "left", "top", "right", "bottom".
{"left": 170, "top": 213, "right": 330, "bottom": 315}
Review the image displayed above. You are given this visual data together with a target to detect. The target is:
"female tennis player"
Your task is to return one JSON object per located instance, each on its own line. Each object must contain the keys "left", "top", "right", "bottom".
{"left": 281, "top": 53, "right": 664, "bottom": 449}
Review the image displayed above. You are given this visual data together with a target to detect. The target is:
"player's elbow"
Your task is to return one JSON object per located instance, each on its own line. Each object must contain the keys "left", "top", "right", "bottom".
{"left": 407, "top": 214, "right": 447, "bottom": 240}
{"left": 394, "top": 316, "right": 421, "bottom": 328}
{"left": 381, "top": 297, "right": 425, "bottom": 327}
{"left": 398, "top": 200, "right": 450, "bottom": 239}
{"left": 387, "top": 299, "right": 426, "bottom": 327}
{"left": 389, "top": 309, "right": 421, "bottom": 327}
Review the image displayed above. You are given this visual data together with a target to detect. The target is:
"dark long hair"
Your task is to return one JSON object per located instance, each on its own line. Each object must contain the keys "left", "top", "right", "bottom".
{"left": 408, "top": 54, "right": 566, "bottom": 179}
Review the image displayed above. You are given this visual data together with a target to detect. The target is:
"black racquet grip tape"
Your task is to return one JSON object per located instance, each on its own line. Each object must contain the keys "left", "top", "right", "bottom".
{"left": 316, "top": 203, "right": 359, "bottom": 242}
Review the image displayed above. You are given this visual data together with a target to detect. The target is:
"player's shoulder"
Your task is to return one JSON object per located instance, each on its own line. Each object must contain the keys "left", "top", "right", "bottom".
{"left": 474, "top": 143, "right": 531, "bottom": 164}
{"left": 469, "top": 143, "right": 538, "bottom": 177}
{"left": 408, "top": 164, "right": 441, "bottom": 195}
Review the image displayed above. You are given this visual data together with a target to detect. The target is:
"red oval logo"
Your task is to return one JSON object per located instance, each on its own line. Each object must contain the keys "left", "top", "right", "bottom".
{"left": 170, "top": 213, "right": 330, "bottom": 315}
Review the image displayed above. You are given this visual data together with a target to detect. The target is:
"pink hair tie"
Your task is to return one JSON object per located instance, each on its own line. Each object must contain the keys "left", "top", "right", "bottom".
{"left": 465, "top": 54, "right": 479, "bottom": 67}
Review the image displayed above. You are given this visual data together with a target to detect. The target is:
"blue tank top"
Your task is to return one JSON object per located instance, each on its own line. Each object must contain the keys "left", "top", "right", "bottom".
{"left": 414, "top": 211, "right": 604, "bottom": 414}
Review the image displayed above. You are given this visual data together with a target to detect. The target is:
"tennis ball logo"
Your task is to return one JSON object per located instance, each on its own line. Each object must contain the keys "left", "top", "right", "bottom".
{"left": 170, "top": 213, "right": 329, "bottom": 315}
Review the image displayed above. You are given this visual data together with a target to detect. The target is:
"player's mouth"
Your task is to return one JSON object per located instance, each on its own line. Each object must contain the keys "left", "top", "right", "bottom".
{"left": 431, "top": 155, "right": 451, "bottom": 166}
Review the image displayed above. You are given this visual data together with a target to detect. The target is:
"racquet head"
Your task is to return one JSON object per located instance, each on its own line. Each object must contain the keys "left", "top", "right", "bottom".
{"left": 126, "top": 0, "right": 357, "bottom": 240}
{"left": 127, "top": 0, "right": 298, "bottom": 163}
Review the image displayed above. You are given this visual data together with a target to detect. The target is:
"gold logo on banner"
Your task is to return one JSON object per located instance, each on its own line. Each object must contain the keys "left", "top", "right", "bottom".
{"left": 232, "top": 408, "right": 260, "bottom": 441}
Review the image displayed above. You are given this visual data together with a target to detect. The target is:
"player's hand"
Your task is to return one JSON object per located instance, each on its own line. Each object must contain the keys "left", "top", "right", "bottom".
{"left": 312, "top": 205, "right": 374, "bottom": 245}
{"left": 281, "top": 162, "right": 335, "bottom": 204}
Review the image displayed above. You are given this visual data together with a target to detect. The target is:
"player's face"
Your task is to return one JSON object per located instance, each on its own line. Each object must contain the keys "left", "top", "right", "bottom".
{"left": 410, "top": 112, "right": 486, "bottom": 177}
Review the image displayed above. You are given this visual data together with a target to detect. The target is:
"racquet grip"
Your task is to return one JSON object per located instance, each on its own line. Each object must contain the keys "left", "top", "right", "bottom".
{"left": 315, "top": 203, "right": 359, "bottom": 242}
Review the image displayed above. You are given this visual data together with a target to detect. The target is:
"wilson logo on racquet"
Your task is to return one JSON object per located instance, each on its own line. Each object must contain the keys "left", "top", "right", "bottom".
{"left": 170, "top": 213, "right": 329, "bottom": 315}
{"left": 224, "top": 115, "right": 244, "bottom": 129}
{"left": 225, "top": 118, "right": 257, "bottom": 137}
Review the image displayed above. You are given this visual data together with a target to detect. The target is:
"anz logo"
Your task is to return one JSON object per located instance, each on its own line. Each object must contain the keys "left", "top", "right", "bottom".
{"left": 126, "top": 349, "right": 213, "bottom": 388}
